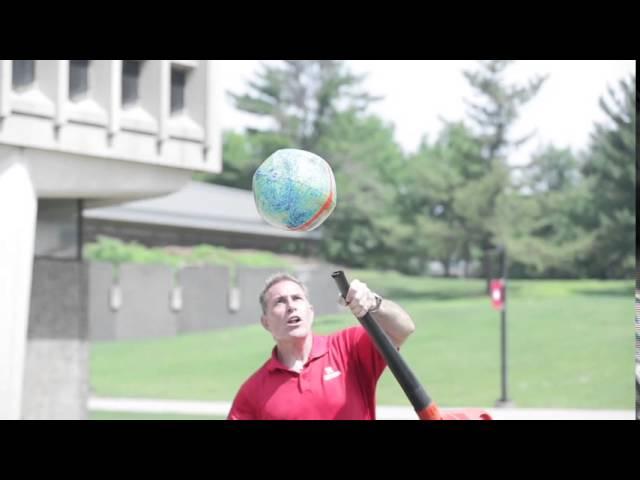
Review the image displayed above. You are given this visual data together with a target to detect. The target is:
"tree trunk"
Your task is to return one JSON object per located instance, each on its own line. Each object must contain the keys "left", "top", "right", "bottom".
{"left": 482, "top": 239, "right": 492, "bottom": 294}
{"left": 442, "top": 259, "right": 450, "bottom": 278}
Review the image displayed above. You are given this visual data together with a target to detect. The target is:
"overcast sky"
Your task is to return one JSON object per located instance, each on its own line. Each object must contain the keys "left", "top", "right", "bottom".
{"left": 218, "top": 60, "right": 635, "bottom": 165}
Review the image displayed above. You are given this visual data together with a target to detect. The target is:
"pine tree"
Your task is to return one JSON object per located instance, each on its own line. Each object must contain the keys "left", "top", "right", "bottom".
{"left": 461, "top": 60, "right": 546, "bottom": 286}
{"left": 579, "top": 74, "right": 636, "bottom": 278}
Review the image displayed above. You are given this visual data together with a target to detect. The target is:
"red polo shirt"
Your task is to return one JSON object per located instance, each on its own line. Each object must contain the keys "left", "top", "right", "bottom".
{"left": 227, "top": 326, "right": 387, "bottom": 420}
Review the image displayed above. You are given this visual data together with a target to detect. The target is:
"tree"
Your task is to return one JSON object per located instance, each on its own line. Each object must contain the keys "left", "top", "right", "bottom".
{"left": 498, "top": 145, "right": 595, "bottom": 278}
{"left": 194, "top": 131, "right": 257, "bottom": 190}
{"left": 461, "top": 60, "right": 546, "bottom": 287}
{"left": 315, "top": 111, "right": 407, "bottom": 269}
{"left": 216, "top": 60, "right": 415, "bottom": 268}
{"left": 228, "top": 60, "right": 379, "bottom": 158}
{"left": 396, "top": 121, "right": 485, "bottom": 276}
{"left": 579, "top": 74, "right": 636, "bottom": 278}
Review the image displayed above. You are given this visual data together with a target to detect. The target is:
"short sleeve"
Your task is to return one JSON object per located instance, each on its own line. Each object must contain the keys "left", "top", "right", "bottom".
{"left": 344, "top": 326, "right": 387, "bottom": 382}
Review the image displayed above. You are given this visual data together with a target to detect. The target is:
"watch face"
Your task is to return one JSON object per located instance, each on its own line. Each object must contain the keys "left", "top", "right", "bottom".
{"left": 372, "top": 294, "right": 382, "bottom": 311}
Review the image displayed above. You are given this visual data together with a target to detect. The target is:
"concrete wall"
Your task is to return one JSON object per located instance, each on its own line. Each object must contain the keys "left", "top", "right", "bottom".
{"left": 88, "top": 261, "right": 116, "bottom": 342}
{"left": 22, "top": 258, "right": 88, "bottom": 420}
{"left": 177, "top": 266, "right": 231, "bottom": 332}
{"left": 294, "top": 264, "right": 341, "bottom": 317}
{"left": 234, "top": 267, "right": 288, "bottom": 328}
{"left": 115, "top": 264, "right": 177, "bottom": 340}
{"left": 87, "top": 263, "right": 342, "bottom": 342}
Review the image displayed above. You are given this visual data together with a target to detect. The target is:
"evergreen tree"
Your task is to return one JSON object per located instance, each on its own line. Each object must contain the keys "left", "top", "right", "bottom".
{"left": 462, "top": 60, "right": 546, "bottom": 287}
{"left": 579, "top": 74, "right": 636, "bottom": 278}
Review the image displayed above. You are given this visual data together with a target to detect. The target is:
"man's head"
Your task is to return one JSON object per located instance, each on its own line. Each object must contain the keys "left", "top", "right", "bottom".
{"left": 259, "top": 273, "right": 314, "bottom": 342}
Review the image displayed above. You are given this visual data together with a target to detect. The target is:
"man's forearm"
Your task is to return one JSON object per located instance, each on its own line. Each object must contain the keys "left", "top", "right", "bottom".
{"left": 370, "top": 299, "right": 415, "bottom": 348}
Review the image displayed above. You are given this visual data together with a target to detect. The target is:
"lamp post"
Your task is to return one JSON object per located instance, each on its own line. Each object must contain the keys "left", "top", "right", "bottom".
{"left": 494, "top": 246, "right": 514, "bottom": 408}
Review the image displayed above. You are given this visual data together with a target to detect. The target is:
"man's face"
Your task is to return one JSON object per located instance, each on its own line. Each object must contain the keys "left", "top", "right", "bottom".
{"left": 261, "top": 280, "right": 314, "bottom": 342}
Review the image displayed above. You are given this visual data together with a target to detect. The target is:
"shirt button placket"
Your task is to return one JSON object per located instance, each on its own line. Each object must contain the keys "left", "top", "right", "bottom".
{"left": 301, "top": 370, "right": 313, "bottom": 394}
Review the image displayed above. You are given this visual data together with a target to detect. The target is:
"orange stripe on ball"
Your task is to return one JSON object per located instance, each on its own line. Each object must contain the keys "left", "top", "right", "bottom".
{"left": 293, "top": 187, "right": 334, "bottom": 231}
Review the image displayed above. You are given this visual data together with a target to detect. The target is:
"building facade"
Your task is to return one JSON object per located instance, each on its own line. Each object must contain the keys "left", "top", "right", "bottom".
{"left": 0, "top": 60, "right": 223, "bottom": 419}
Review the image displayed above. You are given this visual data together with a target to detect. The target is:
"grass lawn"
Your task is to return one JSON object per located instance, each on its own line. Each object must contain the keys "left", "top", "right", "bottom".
{"left": 91, "top": 270, "right": 635, "bottom": 410}
{"left": 89, "top": 411, "right": 224, "bottom": 420}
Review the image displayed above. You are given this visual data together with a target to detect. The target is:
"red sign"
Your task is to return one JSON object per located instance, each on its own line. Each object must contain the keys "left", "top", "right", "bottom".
{"left": 490, "top": 279, "right": 505, "bottom": 310}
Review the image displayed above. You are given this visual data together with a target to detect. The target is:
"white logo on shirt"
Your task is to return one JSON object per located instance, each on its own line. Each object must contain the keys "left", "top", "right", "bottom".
{"left": 323, "top": 366, "right": 341, "bottom": 381}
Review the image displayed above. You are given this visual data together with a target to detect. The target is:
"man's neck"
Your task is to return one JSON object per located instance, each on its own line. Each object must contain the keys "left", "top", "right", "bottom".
{"left": 276, "top": 334, "right": 313, "bottom": 371}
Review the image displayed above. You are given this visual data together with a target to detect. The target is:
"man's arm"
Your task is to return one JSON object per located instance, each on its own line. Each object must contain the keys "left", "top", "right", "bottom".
{"left": 343, "top": 279, "right": 415, "bottom": 348}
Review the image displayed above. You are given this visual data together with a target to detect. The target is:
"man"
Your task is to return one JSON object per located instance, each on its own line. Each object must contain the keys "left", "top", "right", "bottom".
{"left": 227, "top": 272, "right": 415, "bottom": 420}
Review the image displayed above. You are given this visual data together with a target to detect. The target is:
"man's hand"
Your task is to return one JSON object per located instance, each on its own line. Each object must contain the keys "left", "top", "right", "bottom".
{"left": 338, "top": 279, "right": 378, "bottom": 319}
{"left": 338, "top": 278, "right": 415, "bottom": 348}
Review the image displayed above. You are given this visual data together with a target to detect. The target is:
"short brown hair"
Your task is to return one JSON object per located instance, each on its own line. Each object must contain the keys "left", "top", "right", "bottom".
{"left": 259, "top": 273, "right": 310, "bottom": 314}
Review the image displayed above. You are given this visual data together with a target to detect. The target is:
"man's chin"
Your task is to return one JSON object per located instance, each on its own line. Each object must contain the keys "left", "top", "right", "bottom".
{"left": 284, "top": 326, "right": 310, "bottom": 339}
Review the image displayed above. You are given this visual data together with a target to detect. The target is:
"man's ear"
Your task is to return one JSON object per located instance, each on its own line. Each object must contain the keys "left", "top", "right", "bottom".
{"left": 260, "top": 315, "right": 269, "bottom": 331}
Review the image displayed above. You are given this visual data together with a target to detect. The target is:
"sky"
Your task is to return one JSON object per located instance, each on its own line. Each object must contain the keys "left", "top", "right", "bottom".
{"left": 217, "top": 60, "right": 635, "bottom": 165}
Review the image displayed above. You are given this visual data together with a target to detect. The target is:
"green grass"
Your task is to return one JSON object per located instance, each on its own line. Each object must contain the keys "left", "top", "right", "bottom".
{"left": 89, "top": 411, "right": 225, "bottom": 420}
{"left": 91, "top": 271, "right": 635, "bottom": 410}
{"left": 91, "top": 323, "right": 274, "bottom": 400}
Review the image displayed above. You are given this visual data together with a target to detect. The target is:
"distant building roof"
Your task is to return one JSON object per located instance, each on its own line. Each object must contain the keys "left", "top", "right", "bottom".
{"left": 83, "top": 181, "right": 322, "bottom": 240}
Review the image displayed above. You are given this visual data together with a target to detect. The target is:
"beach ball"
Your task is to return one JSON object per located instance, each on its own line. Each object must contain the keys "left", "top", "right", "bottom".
{"left": 252, "top": 149, "right": 337, "bottom": 232}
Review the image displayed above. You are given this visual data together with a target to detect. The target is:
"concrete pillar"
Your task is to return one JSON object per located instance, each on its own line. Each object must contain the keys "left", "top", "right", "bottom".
{"left": 22, "top": 259, "right": 89, "bottom": 419}
{"left": 0, "top": 159, "right": 37, "bottom": 419}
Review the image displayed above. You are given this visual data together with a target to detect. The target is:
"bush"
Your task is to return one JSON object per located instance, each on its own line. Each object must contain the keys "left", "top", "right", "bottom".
{"left": 84, "top": 236, "right": 293, "bottom": 272}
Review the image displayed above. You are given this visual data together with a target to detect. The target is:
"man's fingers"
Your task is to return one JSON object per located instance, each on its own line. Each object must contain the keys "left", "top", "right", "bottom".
{"left": 342, "top": 280, "right": 375, "bottom": 317}
{"left": 353, "top": 307, "right": 367, "bottom": 318}
{"left": 345, "top": 288, "right": 355, "bottom": 305}
{"left": 345, "top": 279, "right": 365, "bottom": 305}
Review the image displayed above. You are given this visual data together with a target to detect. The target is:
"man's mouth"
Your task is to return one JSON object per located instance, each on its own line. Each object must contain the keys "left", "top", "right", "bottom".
{"left": 287, "top": 316, "right": 302, "bottom": 325}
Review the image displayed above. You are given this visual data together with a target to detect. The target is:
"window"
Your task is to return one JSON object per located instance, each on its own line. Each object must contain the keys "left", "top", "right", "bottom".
{"left": 122, "top": 60, "right": 142, "bottom": 108}
{"left": 69, "top": 60, "right": 90, "bottom": 101}
{"left": 170, "top": 66, "right": 187, "bottom": 114}
{"left": 12, "top": 60, "right": 35, "bottom": 90}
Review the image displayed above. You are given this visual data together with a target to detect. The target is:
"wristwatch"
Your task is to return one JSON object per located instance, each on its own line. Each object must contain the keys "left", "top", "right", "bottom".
{"left": 369, "top": 293, "right": 383, "bottom": 313}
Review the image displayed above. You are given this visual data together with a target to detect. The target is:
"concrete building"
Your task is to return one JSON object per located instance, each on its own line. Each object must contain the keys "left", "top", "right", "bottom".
{"left": 0, "top": 60, "right": 223, "bottom": 419}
